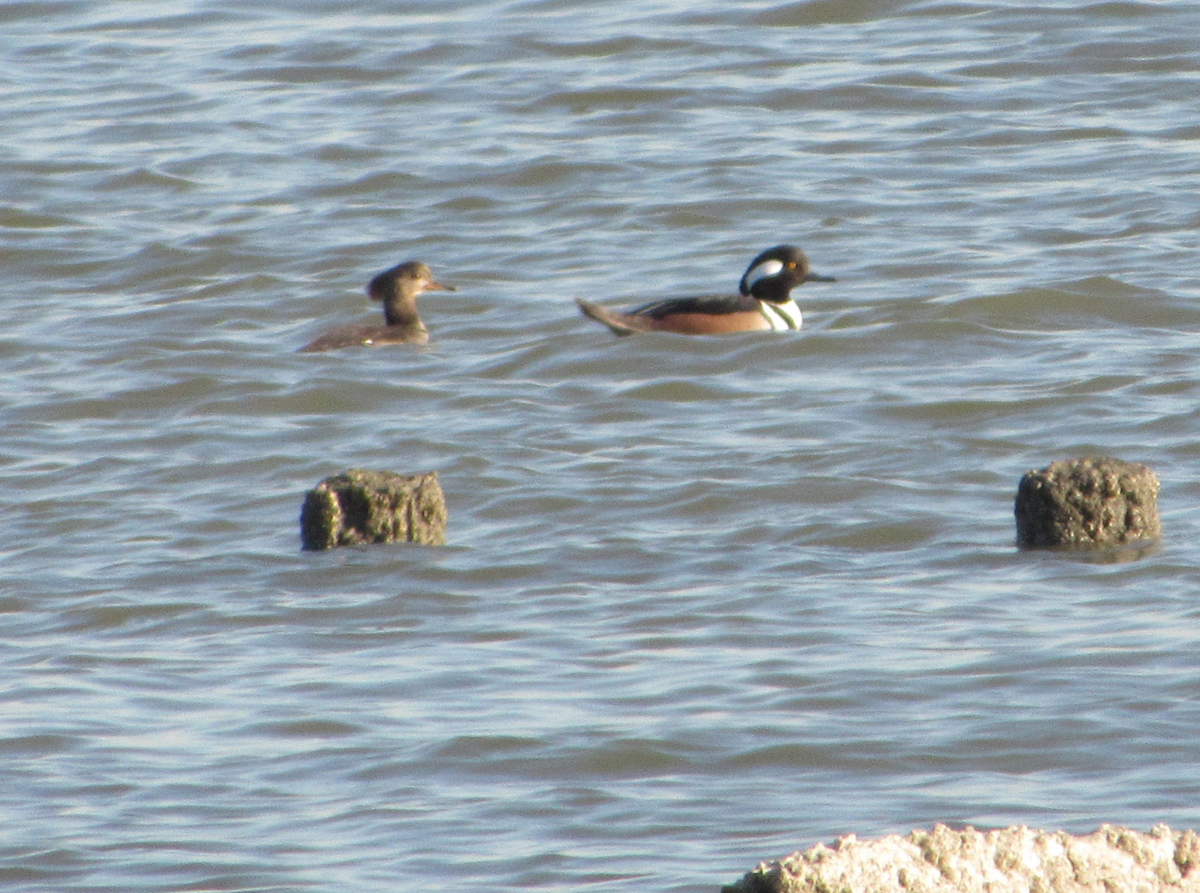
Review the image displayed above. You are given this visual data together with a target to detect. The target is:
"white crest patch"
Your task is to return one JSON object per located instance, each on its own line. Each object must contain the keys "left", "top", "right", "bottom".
{"left": 744, "top": 258, "right": 785, "bottom": 290}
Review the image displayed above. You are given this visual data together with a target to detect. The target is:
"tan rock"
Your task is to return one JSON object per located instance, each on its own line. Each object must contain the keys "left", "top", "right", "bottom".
{"left": 723, "top": 825, "right": 1200, "bottom": 893}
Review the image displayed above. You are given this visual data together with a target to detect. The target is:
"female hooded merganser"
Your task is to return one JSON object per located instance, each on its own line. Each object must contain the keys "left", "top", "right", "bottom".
{"left": 576, "top": 245, "right": 833, "bottom": 336}
{"left": 299, "top": 260, "right": 455, "bottom": 352}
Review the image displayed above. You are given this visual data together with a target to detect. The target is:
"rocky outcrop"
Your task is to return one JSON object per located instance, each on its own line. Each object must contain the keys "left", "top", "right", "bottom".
{"left": 300, "top": 469, "right": 446, "bottom": 550}
{"left": 722, "top": 824, "right": 1200, "bottom": 893}
{"left": 1015, "top": 457, "right": 1160, "bottom": 549}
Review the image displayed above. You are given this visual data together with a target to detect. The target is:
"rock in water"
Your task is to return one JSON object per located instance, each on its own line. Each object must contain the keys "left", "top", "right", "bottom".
{"left": 300, "top": 469, "right": 446, "bottom": 550}
{"left": 1015, "top": 457, "right": 1160, "bottom": 549}
{"left": 722, "top": 824, "right": 1200, "bottom": 893}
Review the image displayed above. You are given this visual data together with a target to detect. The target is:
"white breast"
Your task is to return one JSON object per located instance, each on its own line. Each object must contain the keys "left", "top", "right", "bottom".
{"left": 759, "top": 300, "right": 802, "bottom": 331}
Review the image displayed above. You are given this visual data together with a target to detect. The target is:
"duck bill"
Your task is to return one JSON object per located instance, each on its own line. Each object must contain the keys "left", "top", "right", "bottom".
{"left": 803, "top": 271, "right": 836, "bottom": 283}
{"left": 427, "top": 279, "right": 458, "bottom": 292}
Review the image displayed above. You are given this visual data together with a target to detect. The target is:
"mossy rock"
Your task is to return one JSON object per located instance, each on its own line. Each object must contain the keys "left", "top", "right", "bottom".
{"left": 1015, "top": 457, "right": 1160, "bottom": 549}
{"left": 300, "top": 469, "right": 446, "bottom": 550}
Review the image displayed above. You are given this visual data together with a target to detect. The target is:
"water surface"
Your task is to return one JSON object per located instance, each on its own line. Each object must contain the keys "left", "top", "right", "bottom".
{"left": 3, "top": 1, "right": 1200, "bottom": 890}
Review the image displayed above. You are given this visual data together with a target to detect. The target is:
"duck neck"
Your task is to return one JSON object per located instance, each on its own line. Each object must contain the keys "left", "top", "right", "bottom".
{"left": 382, "top": 290, "right": 422, "bottom": 331}
{"left": 750, "top": 277, "right": 797, "bottom": 304}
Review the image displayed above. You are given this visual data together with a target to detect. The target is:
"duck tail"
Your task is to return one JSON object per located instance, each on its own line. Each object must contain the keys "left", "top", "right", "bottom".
{"left": 575, "top": 298, "right": 649, "bottom": 336}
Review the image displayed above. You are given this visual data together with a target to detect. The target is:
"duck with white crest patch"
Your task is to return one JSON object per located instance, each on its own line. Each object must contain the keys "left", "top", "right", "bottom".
{"left": 576, "top": 245, "right": 834, "bottom": 336}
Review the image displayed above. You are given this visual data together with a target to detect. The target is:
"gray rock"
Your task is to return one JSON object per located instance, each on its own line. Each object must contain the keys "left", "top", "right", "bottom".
{"left": 300, "top": 469, "right": 446, "bottom": 550}
{"left": 722, "top": 824, "right": 1200, "bottom": 893}
{"left": 1015, "top": 457, "right": 1160, "bottom": 549}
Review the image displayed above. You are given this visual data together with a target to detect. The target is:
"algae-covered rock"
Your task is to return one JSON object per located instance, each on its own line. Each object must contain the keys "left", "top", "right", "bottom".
{"left": 1015, "top": 457, "right": 1160, "bottom": 549}
{"left": 722, "top": 824, "right": 1200, "bottom": 893}
{"left": 300, "top": 469, "right": 446, "bottom": 550}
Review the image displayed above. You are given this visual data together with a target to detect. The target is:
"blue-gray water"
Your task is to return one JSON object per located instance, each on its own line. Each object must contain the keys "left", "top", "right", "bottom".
{"left": 3, "top": 1, "right": 1200, "bottom": 890}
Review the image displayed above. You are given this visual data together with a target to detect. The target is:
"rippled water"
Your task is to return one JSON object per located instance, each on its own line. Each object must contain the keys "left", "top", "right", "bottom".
{"left": 4, "top": 1, "right": 1200, "bottom": 890}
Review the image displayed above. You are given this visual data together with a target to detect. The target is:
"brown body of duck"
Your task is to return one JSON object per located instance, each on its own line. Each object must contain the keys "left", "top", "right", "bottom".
{"left": 300, "top": 260, "right": 455, "bottom": 353}
{"left": 576, "top": 245, "right": 833, "bottom": 336}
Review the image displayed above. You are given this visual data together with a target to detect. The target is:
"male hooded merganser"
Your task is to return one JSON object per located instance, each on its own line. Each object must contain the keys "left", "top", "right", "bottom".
{"left": 576, "top": 245, "right": 833, "bottom": 336}
{"left": 299, "top": 260, "right": 455, "bottom": 352}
